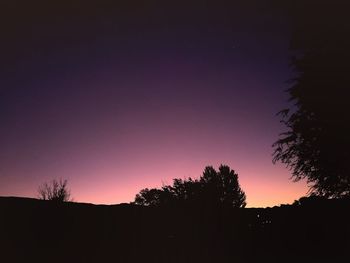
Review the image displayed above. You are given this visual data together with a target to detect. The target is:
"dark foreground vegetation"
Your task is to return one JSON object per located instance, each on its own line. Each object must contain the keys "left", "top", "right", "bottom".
{"left": 1, "top": 196, "right": 349, "bottom": 263}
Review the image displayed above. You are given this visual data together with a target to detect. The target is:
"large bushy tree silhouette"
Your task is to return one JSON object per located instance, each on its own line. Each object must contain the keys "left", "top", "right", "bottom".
{"left": 273, "top": 0, "right": 350, "bottom": 197}
{"left": 134, "top": 165, "right": 246, "bottom": 208}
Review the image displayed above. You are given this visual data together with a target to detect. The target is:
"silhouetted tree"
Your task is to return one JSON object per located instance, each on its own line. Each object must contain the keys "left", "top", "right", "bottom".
{"left": 273, "top": 0, "right": 350, "bottom": 197}
{"left": 134, "top": 165, "right": 246, "bottom": 208}
{"left": 38, "top": 179, "right": 72, "bottom": 202}
{"left": 292, "top": 195, "right": 328, "bottom": 207}
{"left": 134, "top": 188, "right": 174, "bottom": 206}
{"left": 204, "top": 165, "right": 247, "bottom": 207}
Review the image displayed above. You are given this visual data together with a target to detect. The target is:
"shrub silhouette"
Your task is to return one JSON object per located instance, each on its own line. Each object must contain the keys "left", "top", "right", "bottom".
{"left": 38, "top": 179, "right": 72, "bottom": 202}
{"left": 134, "top": 165, "right": 246, "bottom": 208}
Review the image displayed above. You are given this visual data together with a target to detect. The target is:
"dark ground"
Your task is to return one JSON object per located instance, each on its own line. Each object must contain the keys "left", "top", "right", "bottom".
{"left": 1, "top": 196, "right": 349, "bottom": 263}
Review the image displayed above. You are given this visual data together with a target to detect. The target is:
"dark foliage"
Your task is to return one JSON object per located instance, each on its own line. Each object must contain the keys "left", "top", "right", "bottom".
{"left": 134, "top": 165, "right": 246, "bottom": 208}
{"left": 273, "top": 0, "right": 350, "bottom": 197}
{"left": 38, "top": 179, "right": 72, "bottom": 202}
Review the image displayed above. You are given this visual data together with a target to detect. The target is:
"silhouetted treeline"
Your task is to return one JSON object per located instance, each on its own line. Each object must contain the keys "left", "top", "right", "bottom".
{"left": 134, "top": 165, "right": 246, "bottom": 208}
{"left": 1, "top": 196, "right": 349, "bottom": 263}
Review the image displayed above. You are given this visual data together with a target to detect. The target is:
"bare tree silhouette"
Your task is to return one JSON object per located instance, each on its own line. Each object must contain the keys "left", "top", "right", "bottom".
{"left": 38, "top": 179, "right": 72, "bottom": 202}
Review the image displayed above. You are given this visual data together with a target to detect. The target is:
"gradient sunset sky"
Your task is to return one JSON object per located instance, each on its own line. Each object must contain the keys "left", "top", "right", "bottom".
{"left": 0, "top": 0, "right": 308, "bottom": 207}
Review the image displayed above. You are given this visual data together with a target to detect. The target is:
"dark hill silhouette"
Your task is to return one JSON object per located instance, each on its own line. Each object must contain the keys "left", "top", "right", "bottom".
{"left": 1, "top": 196, "right": 349, "bottom": 263}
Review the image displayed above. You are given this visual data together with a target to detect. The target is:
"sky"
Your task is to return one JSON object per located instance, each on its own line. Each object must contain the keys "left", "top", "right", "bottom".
{"left": 0, "top": 0, "right": 308, "bottom": 207}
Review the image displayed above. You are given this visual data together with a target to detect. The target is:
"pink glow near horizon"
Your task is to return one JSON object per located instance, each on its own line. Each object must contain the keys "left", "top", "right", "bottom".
{"left": 3, "top": 160, "right": 307, "bottom": 208}
{"left": 0, "top": 58, "right": 308, "bottom": 208}
{"left": 70, "top": 162, "right": 308, "bottom": 208}
{"left": 1, "top": 112, "right": 308, "bottom": 208}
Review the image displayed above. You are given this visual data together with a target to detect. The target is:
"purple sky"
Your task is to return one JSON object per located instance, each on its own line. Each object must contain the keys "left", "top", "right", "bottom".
{"left": 0, "top": 1, "right": 308, "bottom": 207}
